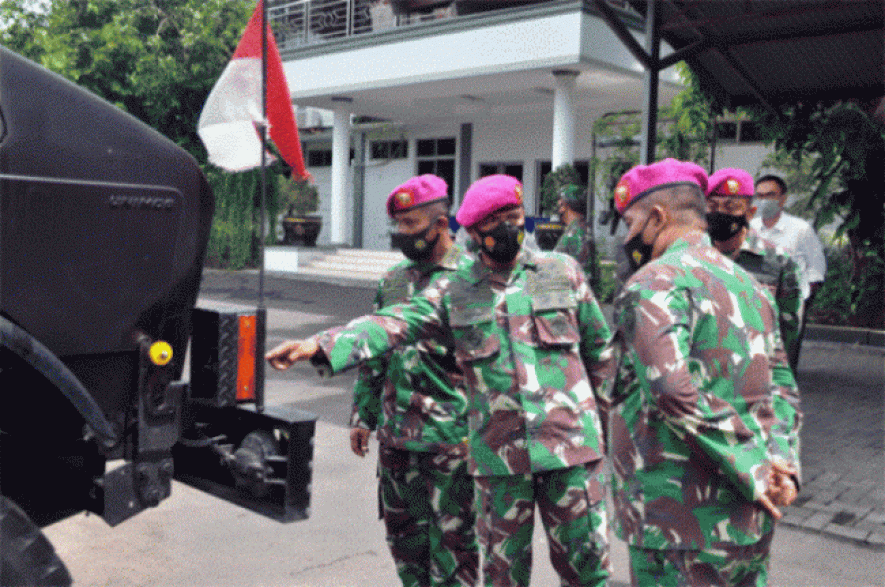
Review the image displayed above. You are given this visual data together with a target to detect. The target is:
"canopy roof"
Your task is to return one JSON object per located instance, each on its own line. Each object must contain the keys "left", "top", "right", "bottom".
{"left": 619, "top": 0, "right": 884, "bottom": 110}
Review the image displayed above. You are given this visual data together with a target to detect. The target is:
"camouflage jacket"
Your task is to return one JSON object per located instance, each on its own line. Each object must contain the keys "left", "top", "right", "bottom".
{"left": 351, "top": 244, "right": 472, "bottom": 454}
{"left": 318, "top": 247, "right": 614, "bottom": 476}
{"left": 733, "top": 228, "right": 803, "bottom": 370}
{"left": 606, "top": 232, "right": 801, "bottom": 550}
{"left": 553, "top": 219, "right": 594, "bottom": 277}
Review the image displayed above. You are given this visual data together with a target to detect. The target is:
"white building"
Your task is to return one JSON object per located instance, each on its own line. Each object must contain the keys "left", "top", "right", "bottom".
{"left": 272, "top": 0, "right": 771, "bottom": 253}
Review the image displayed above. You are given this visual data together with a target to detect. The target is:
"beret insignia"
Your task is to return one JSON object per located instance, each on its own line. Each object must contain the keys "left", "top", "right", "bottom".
{"left": 725, "top": 178, "right": 740, "bottom": 195}
{"left": 395, "top": 189, "right": 414, "bottom": 209}
{"left": 614, "top": 180, "right": 631, "bottom": 210}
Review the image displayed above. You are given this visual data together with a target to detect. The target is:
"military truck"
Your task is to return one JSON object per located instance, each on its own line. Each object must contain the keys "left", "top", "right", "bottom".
{"left": 0, "top": 47, "right": 316, "bottom": 586}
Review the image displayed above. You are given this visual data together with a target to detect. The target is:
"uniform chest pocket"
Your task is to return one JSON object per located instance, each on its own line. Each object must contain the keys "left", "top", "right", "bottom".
{"left": 531, "top": 291, "right": 580, "bottom": 347}
{"left": 450, "top": 304, "right": 500, "bottom": 363}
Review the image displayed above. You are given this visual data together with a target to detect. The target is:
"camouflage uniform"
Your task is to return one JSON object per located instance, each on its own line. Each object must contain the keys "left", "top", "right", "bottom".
{"left": 352, "top": 243, "right": 479, "bottom": 587}
{"left": 605, "top": 232, "right": 802, "bottom": 586}
{"left": 553, "top": 219, "right": 594, "bottom": 278}
{"left": 319, "top": 247, "right": 614, "bottom": 587}
{"left": 732, "top": 228, "right": 803, "bottom": 372}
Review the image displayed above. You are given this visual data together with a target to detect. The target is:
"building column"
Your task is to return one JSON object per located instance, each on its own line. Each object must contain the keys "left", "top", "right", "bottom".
{"left": 551, "top": 69, "right": 580, "bottom": 170}
{"left": 330, "top": 97, "right": 352, "bottom": 245}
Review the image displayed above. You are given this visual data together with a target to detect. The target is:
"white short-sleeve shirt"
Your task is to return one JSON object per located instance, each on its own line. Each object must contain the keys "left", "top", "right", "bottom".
{"left": 750, "top": 212, "right": 826, "bottom": 299}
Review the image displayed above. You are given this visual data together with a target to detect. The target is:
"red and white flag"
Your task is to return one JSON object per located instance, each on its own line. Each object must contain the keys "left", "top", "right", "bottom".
{"left": 198, "top": 0, "right": 309, "bottom": 178}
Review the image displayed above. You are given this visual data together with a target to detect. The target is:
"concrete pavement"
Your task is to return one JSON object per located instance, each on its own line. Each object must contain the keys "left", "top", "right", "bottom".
{"left": 42, "top": 266, "right": 883, "bottom": 586}
{"left": 201, "top": 263, "right": 885, "bottom": 551}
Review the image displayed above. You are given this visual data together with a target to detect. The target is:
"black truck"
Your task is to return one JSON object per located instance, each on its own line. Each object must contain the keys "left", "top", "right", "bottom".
{"left": 0, "top": 47, "right": 316, "bottom": 586}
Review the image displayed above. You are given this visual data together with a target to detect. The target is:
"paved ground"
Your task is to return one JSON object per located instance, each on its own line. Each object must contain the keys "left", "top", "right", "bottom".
{"left": 43, "top": 270, "right": 884, "bottom": 586}
{"left": 199, "top": 268, "right": 885, "bottom": 550}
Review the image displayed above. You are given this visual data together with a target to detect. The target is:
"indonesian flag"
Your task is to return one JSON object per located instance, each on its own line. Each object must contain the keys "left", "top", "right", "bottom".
{"left": 198, "top": 0, "right": 308, "bottom": 178}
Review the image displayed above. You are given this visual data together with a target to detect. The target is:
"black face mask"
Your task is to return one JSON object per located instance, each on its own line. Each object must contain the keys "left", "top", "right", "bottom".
{"left": 477, "top": 221, "right": 524, "bottom": 264}
{"left": 391, "top": 223, "right": 440, "bottom": 262}
{"left": 706, "top": 211, "right": 747, "bottom": 242}
{"left": 623, "top": 216, "right": 654, "bottom": 272}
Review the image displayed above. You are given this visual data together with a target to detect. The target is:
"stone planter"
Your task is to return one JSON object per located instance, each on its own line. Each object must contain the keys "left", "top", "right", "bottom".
{"left": 533, "top": 221, "right": 564, "bottom": 251}
{"left": 282, "top": 215, "right": 323, "bottom": 247}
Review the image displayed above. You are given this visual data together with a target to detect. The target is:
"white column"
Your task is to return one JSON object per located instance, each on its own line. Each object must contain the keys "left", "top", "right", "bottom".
{"left": 330, "top": 97, "right": 352, "bottom": 245}
{"left": 551, "top": 69, "right": 579, "bottom": 169}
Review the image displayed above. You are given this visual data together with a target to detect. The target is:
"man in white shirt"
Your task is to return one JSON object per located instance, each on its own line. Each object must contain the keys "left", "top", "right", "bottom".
{"left": 751, "top": 174, "right": 827, "bottom": 301}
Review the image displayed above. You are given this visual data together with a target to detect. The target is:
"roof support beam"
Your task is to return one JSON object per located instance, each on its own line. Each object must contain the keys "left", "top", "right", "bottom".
{"left": 713, "top": 45, "right": 786, "bottom": 123}
{"left": 593, "top": 0, "right": 652, "bottom": 70}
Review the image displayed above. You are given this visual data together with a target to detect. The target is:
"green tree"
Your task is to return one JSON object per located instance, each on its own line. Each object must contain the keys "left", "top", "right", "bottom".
{"left": 755, "top": 100, "right": 885, "bottom": 328}
{"left": 0, "top": 0, "right": 253, "bottom": 160}
{"left": 2, "top": 0, "right": 293, "bottom": 269}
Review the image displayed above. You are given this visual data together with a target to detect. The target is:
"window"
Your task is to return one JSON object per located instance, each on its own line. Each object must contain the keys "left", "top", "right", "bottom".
{"left": 417, "top": 138, "right": 457, "bottom": 198}
{"left": 417, "top": 138, "right": 456, "bottom": 157}
{"left": 370, "top": 139, "right": 408, "bottom": 160}
{"left": 307, "top": 149, "right": 332, "bottom": 167}
{"left": 714, "top": 120, "right": 764, "bottom": 144}
{"left": 738, "top": 121, "right": 763, "bottom": 143}
{"left": 479, "top": 162, "right": 524, "bottom": 182}
{"left": 715, "top": 121, "right": 738, "bottom": 142}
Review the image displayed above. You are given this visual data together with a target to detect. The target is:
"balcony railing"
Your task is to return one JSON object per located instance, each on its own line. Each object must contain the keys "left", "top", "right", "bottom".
{"left": 269, "top": 0, "right": 640, "bottom": 52}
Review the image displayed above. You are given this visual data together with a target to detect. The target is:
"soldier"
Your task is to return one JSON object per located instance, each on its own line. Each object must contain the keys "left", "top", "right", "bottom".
{"left": 553, "top": 184, "right": 594, "bottom": 278}
{"left": 268, "top": 174, "right": 613, "bottom": 587}
{"left": 606, "top": 159, "right": 802, "bottom": 587}
{"left": 705, "top": 168, "right": 803, "bottom": 372}
{"left": 351, "top": 174, "right": 478, "bottom": 587}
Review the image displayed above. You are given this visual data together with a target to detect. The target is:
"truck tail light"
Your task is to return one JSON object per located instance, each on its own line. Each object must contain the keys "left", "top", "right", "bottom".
{"left": 190, "top": 307, "right": 265, "bottom": 408}
{"left": 236, "top": 314, "right": 257, "bottom": 402}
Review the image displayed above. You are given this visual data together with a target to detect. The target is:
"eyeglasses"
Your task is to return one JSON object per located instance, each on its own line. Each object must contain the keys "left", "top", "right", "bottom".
{"left": 708, "top": 197, "right": 750, "bottom": 215}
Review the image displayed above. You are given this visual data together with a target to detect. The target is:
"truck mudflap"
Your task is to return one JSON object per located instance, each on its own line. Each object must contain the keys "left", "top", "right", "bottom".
{"left": 171, "top": 402, "right": 316, "bottom": 522}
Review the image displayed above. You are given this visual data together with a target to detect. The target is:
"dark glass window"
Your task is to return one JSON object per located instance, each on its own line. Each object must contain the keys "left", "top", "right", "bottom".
{"left": 739, "top": 121, "right": 763, "bottom": 143}
{"left": 437, "top": 138, "right": 456, "bottom": 156}
{"left": 715, "top": 121, "right": 738, "bottom": 141}
{"left": 417, "top": 139, "right": 436, "bottom": 157}
{"left": 307, "top": 149, "right": 332, "bottom": 167}
{"left": 370, "top": 140, "right": 407, "bottom": 160}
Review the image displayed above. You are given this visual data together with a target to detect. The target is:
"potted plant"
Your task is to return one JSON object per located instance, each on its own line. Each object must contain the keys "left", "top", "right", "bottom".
{"left": 279, "top": 176, "right": 322, "bottom": 247}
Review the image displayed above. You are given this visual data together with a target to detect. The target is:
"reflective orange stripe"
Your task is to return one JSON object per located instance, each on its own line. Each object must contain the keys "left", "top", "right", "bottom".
{"left": 236, "top": 314, "right": 257, "bottom": 401}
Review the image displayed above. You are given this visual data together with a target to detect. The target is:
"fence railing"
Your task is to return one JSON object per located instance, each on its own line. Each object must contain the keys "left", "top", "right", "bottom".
{"left": 269, "top": 1, "right": 639, "bottom": 51}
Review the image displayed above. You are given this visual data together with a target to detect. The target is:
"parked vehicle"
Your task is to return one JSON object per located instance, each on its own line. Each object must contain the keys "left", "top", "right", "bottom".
{"left": 0, "top": 46, "right": 315, "bottom": 586}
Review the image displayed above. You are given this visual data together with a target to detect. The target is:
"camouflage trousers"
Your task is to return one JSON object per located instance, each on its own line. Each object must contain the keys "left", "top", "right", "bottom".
{"left": 474, "top": 460, "right": 610, "bottom": 587}
{"left": 379, "top": 446, "right": 479, "bottom": 587}
{"left": 627, "top": 531, "right": 774, "bottom": 587}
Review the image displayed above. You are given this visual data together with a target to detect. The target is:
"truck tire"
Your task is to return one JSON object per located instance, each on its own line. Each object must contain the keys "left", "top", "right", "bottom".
{"left": 0, "top": 495, "right": 72, "bottom": 587}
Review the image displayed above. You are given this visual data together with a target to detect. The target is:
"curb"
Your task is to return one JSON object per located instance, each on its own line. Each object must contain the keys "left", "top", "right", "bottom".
{"left": 803, "top": 324, "right": 885, "bottom": 348}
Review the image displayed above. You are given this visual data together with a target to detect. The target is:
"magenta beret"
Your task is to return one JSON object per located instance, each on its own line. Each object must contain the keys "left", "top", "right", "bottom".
{"left": 455, "top": 174, "right": 524, "bottom": 228}
{"left": 614, "top": 158, "right": 708, "bottom": 214}
{"left": 706, "top": 168, "right": 754, "bottom": 198}
{"left": 386, "top": 174, "right": 448, "bottom": 218}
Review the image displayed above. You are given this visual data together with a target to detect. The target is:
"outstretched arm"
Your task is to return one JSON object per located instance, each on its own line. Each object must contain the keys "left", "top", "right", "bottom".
{"left": 266, "top": 337, "right": 321, "bottom": 370}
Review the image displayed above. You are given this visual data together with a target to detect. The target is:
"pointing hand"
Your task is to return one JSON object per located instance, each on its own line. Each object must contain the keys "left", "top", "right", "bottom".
{"left": 265, "top": 338, "right": 320, "bottom": 370}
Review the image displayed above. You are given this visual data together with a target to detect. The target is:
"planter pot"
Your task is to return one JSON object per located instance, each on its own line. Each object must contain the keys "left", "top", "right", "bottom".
{"left": 282, "top": 215, "right": 323, "bottom": 247}
{"left": 533, "top": 221, "right": 564, "bottom": 251}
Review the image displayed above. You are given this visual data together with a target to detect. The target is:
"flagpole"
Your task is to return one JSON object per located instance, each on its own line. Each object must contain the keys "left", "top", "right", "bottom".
{"left": 256, "top": 0, "right": 268, "bottom": 413}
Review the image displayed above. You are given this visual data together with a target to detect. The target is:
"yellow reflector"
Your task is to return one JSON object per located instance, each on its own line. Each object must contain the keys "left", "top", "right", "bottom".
{"left": 149, "top": 341, "right": 173, "bottom": 366}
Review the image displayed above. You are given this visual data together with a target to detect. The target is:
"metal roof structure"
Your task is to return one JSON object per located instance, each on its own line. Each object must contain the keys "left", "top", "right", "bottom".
{"left": 635, "top": 0, "right": 883, "bottom": 107}
{"left": 595, "top": 0, "right": 884, "bottom": 160}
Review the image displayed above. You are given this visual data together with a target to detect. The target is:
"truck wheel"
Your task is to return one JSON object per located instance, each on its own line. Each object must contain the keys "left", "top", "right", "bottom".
{"left": 0, "top": 495, "right": 72, "bottom": 587}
